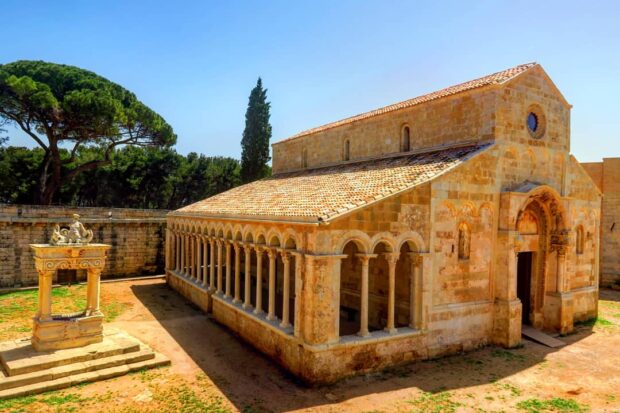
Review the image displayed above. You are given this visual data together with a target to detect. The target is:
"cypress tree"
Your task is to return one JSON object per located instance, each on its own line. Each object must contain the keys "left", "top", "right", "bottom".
{"left": 240, "top": 78, "right": 272, "bottom": 183}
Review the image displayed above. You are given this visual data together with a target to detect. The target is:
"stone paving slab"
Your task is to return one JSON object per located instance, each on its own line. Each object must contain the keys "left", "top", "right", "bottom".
{"left": 0, "top": 330, "right": 140, "bottom": 376}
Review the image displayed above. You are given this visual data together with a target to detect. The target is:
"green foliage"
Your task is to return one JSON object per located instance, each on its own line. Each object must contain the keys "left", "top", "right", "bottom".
{"left": 0, "top": 60, "right": 176, "bottom": 204}
{"left": 407, "top": 391, "right": 462, "bottom": 413}
{"left": 576, "top": 316, "right": 614, "bottom": 328}
{"left": 0, "top": 145, "right": 240, "bottom": 209}
{"left": 240, "top": 77, "right": 272, "bottom": 183}
{"left": 516, "top": 397, "right": 588, "bottom": 412}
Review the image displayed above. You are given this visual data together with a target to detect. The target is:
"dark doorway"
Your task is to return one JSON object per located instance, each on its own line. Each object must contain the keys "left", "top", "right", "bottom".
{"left": 516, "top": 252, "right": 533, "bottom": 325}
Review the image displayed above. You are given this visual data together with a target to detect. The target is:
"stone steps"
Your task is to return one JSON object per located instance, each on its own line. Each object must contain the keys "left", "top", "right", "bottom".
{"left": 0, "top": 330, "right": 140, "bottom": 376}
{"left": 0, "top": 329, "right": 170, "bottom": 400}
{"left": 0, "top": 348, "right": 155, "bottom": 391}
{"left": 0, "top": 353, "right": 169, "bottom": 400}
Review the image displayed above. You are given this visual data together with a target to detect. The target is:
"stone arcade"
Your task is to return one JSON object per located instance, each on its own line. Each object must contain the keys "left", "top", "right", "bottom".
{"left": 166, "top": 63, "right": 601, "bottom": 384}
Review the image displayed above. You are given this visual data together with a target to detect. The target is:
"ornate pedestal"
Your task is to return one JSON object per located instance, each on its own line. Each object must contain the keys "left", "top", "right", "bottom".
{"left": 29, "top": 244, "right": 111, "bottom": 351}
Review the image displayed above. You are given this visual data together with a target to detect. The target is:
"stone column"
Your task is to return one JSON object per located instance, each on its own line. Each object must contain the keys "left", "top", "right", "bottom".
{"left": 385, "top": 252, "right": 399, "bottom": 334}
{"left": 209, "top": 238, "right": 216, "bottom": 291}
{"left": 216, "top": 239, "right": 223, "bottom": 294}
{"left": 181, "top": 233, "right": 186, "bottom": 275}
{"left": 243, "top": 244, "right": 252, "bottom": 309}
{"left": 191, "top": 235, "right": 197, "bottom": 279}
{"left": 86, "top": 268, "right": 102, "bottom": 315}
{"left": 355, "top": 254, "right": 376, "bottom": 337}
{"left": 225, "top": 242, "right": 232, "bottom": 298}
{"left": 408, "top": 253, "right": 423, "bottom": 329}
{"left": 280, "top": 251, "right": 291, "bottom": 328}
{"left": 254, "top": 247, "right": 264, "bottom": 315}
{"left": 266, "top": 248, "right": 277, "bottom": 321}
{"left": 202, "top": 236, "right": 208, "bottom": 287}
{"left": 196, "top": 236, "right": 203, "bottom": 283}
{"left": 233, "top": 242, "right": 241, "bottom": 303}
{"left": 175, "top": 232, "right": 180, "bottom": 271}
{"left": 37, "top": 270, "right": 54, "bottom": 321}
{"left": 556, "top": 247, "right": 568, "bottom": 293}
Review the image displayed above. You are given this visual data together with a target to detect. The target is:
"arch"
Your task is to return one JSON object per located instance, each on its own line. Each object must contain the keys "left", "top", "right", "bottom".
{"left": 515, "top": 185, "right": 567, "bottom": 232}
{"left": 339, "top": 240, "right": 363, "bottom": 337}
{"left": 343, "top": 139, "right": 350, "bottom": 161}
{"left": 267, "top": 232, "right": 282, "bottom": 247}
{"left": 396, "top": 231, "right": 426, "bottom": 253}
{"left": 336, "top": 230, "right": 371, "bottom": 254}
{"left": 282, "top": 228, "right": 299, "bottom": 250}
{"left": 370, "top": 233, "right": 396, "bottom": 253}
{"left": 401, "top": 124, "right": 411, "bottom": 152}
{"left": 255, "top": 233, "right": 267, "bottom": 245}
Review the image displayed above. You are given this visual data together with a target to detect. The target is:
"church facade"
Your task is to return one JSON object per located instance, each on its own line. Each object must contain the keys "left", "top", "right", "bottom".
{"left": 166, "top": 63, "right": 601, "bottom": 384}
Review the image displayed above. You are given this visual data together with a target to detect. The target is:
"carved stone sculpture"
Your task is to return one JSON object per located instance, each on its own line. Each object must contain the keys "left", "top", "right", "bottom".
{"left": 49, "top": 214, "right": 93, "bottom": 245}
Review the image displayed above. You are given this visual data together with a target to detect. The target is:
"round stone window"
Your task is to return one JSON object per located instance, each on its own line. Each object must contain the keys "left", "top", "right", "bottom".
{"left": 526, "top": 105, "right": 546, "bottom": 139}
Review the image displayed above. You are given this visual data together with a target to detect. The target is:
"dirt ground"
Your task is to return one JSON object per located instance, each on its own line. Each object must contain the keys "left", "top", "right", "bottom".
{"left": 1, "top": 278, "right": 619, "bottom": 413}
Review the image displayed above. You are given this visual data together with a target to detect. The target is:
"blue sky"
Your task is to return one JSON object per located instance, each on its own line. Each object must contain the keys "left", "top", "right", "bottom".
{"left": 1, "top": 0, "right": 619, "bottom": 162}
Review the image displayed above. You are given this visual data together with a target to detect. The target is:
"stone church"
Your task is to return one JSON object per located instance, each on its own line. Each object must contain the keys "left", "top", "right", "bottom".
{"left": 166, "top": 63, "right": 601, "bottom": 384}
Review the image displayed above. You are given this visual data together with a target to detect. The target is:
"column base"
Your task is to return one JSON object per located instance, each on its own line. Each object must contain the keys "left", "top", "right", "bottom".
{"left": 544, "top": 292, "right": 574, "bottom": 335}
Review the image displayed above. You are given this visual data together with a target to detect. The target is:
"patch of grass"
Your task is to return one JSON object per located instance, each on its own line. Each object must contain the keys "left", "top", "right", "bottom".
{"left": 576, "top": 316, "right": 614, "bottom": 328}
{"left": 0, "top": 395, "right": 37, "bottom": 411}
{"left": 40, "top": 392, "right": 86, "bottom": 406}
{"left": 517, "top": 397, "right": 588, "bottom": 412}
{"left": 0, "top": 285, "right": 131, "bottom": 341}
{"left": 102, "top": 301, "right": 129, "bottom": 322}
{"left": 407, "top": 391, "right": 462, "bottom": 413}
{"left": 151, "top": 383, "right": 232, "bottom": 413}
{"left": 491, "top": 349, "right": 526, "bottom": 362}
{"left": 494, "top": 382, "right": 522, "bottom": 397}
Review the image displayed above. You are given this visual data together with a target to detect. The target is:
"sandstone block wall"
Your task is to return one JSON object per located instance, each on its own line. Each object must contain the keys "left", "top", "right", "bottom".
{"left": 582, "top": 158, "right": 620, "bottom": 287}
{"left": 0, "top": 204, "right": 167, "bottom": 287}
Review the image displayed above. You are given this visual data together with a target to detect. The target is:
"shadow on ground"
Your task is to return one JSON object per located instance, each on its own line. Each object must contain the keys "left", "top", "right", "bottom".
{"left": 130, "top": 281, "right": 594, "bottom": 413}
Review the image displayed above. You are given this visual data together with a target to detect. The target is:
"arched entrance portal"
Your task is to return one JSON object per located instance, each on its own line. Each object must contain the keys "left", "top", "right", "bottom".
{"left": 513, "top": 187, "right": 568, "bottom": 331}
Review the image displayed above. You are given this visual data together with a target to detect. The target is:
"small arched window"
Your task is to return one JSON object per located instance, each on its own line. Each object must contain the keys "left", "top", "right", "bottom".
{"left": 343, "top": 139, "right": 350, "bottom": 161}
{"left": 401, "top": 125, "right": 411, "bottom": 152}
{"left": 576, "top": 225, "right": 584, "bottom": 255}
{"left": 302, "top": 149, "right": 308, "bottom": 168}
{"left": 458, "top": 222, "right": 470, "bottom": 260}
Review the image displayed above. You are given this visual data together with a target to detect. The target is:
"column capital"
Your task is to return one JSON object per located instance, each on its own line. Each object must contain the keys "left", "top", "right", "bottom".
{"left": 225, "top": 242, "right": 232, "bottom": 251}
{"left": 266, "top": 248, "right": 277, "bottom": 260}
{"left": 280, "top": 250, "right": 292, "bottom": 263}
{"left": 406, "top": 252, "right": 424, "bottom": 265}
{"left": 383, "top": 252, "right": 400, "bottom": 265}
{"left": 355, "top": 253, "right": 377, "bottom": 264}
{"left": 232, "top": 241, "right": 242, "bottom": 252}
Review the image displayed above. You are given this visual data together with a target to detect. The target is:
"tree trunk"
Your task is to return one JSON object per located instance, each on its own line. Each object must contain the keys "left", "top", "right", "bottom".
{"left": 38, "top": 143, "right": 62, "bottom": 205}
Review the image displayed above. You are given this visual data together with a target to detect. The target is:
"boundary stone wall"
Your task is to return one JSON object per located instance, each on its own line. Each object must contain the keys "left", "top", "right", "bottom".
{"left": 582, "top": 159, "right": 620, "bottom": 288}
{"left": 0, "top": 204, "right": 167, "bottom": 287}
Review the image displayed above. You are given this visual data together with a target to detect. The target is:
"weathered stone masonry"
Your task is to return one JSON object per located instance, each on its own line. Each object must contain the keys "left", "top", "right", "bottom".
{"left": 0, "top": 205, "right": 167, "bottom": 287}
{"left": 167, "top": 63, "right": 601, "bottom": 384}
{"left": 582, "top": 158, "right": 620, "bottom": 287}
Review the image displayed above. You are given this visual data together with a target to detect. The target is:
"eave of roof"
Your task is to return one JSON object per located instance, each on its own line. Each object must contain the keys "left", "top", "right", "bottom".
{"left": 169, "top": 141, "right": 494, "bottom": 225}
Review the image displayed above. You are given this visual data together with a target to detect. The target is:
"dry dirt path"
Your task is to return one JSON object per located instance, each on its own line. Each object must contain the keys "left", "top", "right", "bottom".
{"left": 1, "top": 278, "right": 619, "bottom": 412}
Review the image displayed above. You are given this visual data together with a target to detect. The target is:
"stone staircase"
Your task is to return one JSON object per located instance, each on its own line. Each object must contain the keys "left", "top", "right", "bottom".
{"left": 0, "top": 328, "right": 169, "bottom": 399}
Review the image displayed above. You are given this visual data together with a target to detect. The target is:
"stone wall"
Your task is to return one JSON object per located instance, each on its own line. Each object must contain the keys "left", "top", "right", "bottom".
{"left": 582, "top": 158, "right": 620, "bottom": 287}
{"left": 0, "top": 204, "right": 167, "bottom": 287}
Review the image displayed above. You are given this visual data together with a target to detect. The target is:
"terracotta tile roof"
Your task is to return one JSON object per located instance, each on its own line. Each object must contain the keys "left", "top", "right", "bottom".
{"left": 281, "top": 63, "right": 537, "bottom": 143}
{"left": 172, "top": 143, "right": 492, "bottom": 223}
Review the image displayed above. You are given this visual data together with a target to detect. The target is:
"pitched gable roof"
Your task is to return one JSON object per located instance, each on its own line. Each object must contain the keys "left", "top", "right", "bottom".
{"left": 171, "top": 142, "right": 493, "bottom": 224}
{"left": 281, "top": 62, "right": 537, "bottom": 143}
